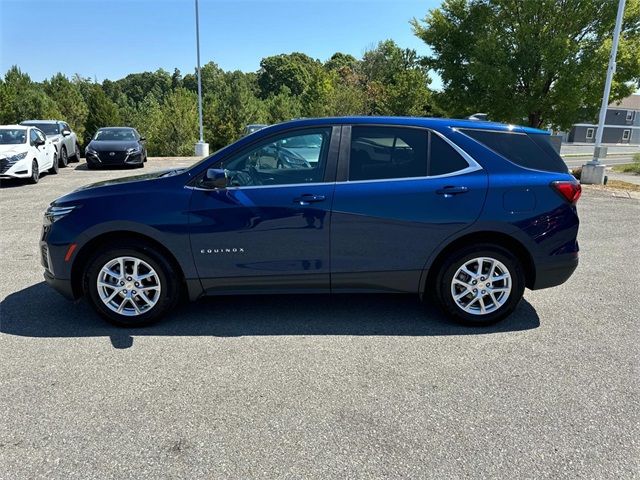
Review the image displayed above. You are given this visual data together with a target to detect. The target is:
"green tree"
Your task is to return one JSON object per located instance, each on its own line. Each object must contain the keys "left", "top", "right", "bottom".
{"left": 83, "top": 85, "right": 121, "bottom": 144}
{"left": 257, "top": 53, "right": 320, "bottom": 97}
{"left": 0, "top": 66, "right": 60, "bottom": 123}
{"left": 155, "top": 88, "right": 199, "bottom": 156}
{"left": 325, "top": 52, "right": 359, "bottom": 73}
{"left": 44, "top": 73, "right": 89, "bottom": 142}
{"left": 412, "top": 0, "right": 640, "bottom": 129}
{"left": 360, "top": 40, "right": 432, "bottom": 116}
{"left": 265, "top": 87, "right": 302, "bottom": 123}
{"left": 207, "top": 71, "right": 267, "bottom": 148}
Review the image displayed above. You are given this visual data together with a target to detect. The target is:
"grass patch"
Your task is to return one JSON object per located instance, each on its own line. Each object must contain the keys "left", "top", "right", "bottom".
{"left": 612, "top": 153, "right": 640, "bottom": 175}
{"left": 604, "top": 179, "right": 640, "bottom": 192}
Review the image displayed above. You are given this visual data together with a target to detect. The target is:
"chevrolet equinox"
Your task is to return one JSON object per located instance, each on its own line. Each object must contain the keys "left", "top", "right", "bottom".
{"left": 41, "top": 117, "right": 580, "bottom": 327}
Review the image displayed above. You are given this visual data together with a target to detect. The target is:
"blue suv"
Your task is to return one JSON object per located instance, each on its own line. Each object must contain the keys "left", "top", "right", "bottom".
{"left": 41, "top": 117, "right": 580, "bottom": 327}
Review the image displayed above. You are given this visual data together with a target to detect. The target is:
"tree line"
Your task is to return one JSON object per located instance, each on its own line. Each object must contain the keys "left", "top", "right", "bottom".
{"left": 0, "top": 0, "right": 638, "bottom": 157}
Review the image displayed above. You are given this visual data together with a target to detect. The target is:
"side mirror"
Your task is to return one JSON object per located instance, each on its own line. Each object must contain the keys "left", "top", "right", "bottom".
{"left": 201, "top": 168, "right": 227, "bottom": 189}
{"left": 139, "top": 136, "right": 146, "bottom": 141}
{"left": 62, "top": 129, "right": 71, "bottom": 136}
{"left": 35, "top": 138, "right": 46, "bottom": 146}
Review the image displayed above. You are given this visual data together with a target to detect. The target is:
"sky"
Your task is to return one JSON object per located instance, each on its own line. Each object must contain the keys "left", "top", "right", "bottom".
{"left": 0, "top": 0, "right": 442, "bottom": 88}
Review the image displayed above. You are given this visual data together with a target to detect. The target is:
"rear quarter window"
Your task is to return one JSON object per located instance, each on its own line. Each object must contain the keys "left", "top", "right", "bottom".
{"left": 460, "top": 129, "right": 567, "bottom": 173}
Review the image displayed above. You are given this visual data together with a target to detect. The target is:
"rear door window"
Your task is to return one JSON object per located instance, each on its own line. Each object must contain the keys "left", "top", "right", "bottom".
{"left": 429, "top": 133, "right": 470, "bottom": 176}
{"left": 349, "top": 127, "right": 471, "bottom": 181}
{"left": 460, "top": 129, "right": 567, "bottom": 173}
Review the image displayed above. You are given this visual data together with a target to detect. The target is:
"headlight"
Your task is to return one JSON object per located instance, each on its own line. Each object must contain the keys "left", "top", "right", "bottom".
{"left": 127, "top": 147, "right": 141, "bottom": 154}
{"left": 45, "top": 205, "right": 79, "bottom": 223}
{"left": 85, "top": 147, "right": 98, "bottom": 155}
{"left": 7, "top": 152, "right": 28, "bottom": 162}
{"left": 52, "top": 138, "right": 59, "bottom": 143}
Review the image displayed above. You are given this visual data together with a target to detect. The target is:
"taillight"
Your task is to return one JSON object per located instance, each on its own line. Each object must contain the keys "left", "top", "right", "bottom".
{"left": 551, "top": 181, "right": 581, "bottom": 204}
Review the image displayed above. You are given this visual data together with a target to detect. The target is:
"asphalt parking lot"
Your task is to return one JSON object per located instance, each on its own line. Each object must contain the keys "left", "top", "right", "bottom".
{"left": 1, "top": 159, "right": 639, "bottom": 479}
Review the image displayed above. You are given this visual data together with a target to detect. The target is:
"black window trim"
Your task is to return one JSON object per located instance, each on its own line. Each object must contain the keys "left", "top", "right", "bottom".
{"left": 337, "top": 124, "right": 482, "bottom": 184}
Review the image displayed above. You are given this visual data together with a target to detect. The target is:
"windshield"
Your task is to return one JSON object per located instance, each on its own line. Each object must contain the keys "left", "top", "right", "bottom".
{"left": 0, "top": 129, "right": 28, "bottom": 145}
{"left": 94, "top": 129, "right": 136, "bottom": 141}
{"left": 23, "top": 123, "right": 59, "bottom": 135}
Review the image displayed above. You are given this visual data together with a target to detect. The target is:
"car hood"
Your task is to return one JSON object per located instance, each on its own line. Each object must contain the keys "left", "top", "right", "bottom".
{"left": 51, "top": 169, "right": 186, "bottom": 205}
{"left": 89, "top": 140, "right": 140, "bottom": 151}
{"left": 75, "top": 169, "right": 183, "bottom": 192}
{"left": 47, "top": 134, "right": 63, "bottom": 141}
{"left": 0, "top": 145, "right": 28, "bottom": 157}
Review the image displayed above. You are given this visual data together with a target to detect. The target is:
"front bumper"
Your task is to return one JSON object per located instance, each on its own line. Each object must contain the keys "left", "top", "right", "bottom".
{"left": 44, "top": 270, "right": 76, "bottom": 300}
{"left": 0, "top": 158, "right": 31, "bottom": 178}
{"left": 86, "top": 151, "right": 143, "bottom": 166}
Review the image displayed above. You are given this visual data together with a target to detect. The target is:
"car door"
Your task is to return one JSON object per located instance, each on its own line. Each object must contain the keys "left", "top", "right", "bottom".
{"left": 188, "top": 126, "right": 340, "bottom": 294}
{"left": 31, "top": 129, "right": 50, "bottom": 169}
{"left": 330, "top": 125, "right": 488, "bottom": 293}
{"left": 61, "top": 122, "right": 74, "bottom": 154}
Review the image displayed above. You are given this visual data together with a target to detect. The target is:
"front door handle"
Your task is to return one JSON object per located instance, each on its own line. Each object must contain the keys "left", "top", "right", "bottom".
{"left": 436, "top": 186, "right": 469, "bottom": 197}
{"left": 294, "top": 194, "right": 326, "bottom": 206}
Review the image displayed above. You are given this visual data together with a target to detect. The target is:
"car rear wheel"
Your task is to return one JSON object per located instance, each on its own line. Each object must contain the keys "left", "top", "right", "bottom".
{"left": 29, "top": 160, "right": 39, "bottom": 184}
{"left": 49, "top": 154, "right": 59, "bottom": 174}
{"left": 73, "top": 144, "right": 81, "bottom": 162}
{"left": 435, "top": 244, "right": 524, "bottom": 326}
{"left": 60, "top": 146, "right": 68, "bottom": 167}
{"left": 84, "top": 242, "right": 180, "bottom": 326}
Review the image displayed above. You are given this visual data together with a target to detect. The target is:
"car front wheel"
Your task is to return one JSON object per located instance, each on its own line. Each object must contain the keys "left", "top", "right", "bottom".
{"left": 60, "top": 146, "right": 68, "bottom": 167}
{"left": 435, "top": 244, "right": 524, "bottom": 326}
{"left": 84, "top": 242, "right": 180, "bottom": 326}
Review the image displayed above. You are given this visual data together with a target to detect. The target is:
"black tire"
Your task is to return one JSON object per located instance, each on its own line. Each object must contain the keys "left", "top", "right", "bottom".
{"left": 49, "top": 154, "right": 59, "bottom": 174}
{"left": 72, "top": 143, "right": 81, "bottom": 162}
{"left": 136, "top": 161, "right": 144, "bottom": 169}
{"left": 434, "top": 244, "right": 525, "bottom": 326}
{"left": 60, "top": 146, "right": 68, "bottom": 167}
{"left": 29, "top": 160, "right": 39, "bottom": 184}
{"left": 86, "top": 161, "right": 97, "bottom": 170}
{"left": 84, "top": 241, "right": 180, "bottom": 327}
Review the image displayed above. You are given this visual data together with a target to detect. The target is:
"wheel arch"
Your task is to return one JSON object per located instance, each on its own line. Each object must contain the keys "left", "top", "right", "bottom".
{"left": 70, "top": 230, "right": 187, "bottom": 299}
{"left": 420, "top": 230, "right": 536, "bottom": 297}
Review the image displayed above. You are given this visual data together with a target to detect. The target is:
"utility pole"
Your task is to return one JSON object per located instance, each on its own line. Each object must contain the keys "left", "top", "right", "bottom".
{"left": 194, "top": 0, "right": 209, "bottom": 157}
{"left": 582, "top": 0, "right": 626, "bottom": 184}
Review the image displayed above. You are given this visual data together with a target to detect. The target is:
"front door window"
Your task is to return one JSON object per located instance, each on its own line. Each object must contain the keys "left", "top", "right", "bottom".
{"left": 219, "top": 128, "right": 332, "bottom": 187}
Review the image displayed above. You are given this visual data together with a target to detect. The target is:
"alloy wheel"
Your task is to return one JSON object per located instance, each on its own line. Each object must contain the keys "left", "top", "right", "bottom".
{"left": 450, "top": 257, "right": 512, "bottom": 315}
{"left": 97, "top": 256, "right": 162, "bottom": 316}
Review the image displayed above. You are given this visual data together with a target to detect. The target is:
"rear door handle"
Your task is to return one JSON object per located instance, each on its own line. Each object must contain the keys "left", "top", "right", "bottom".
{"left": 294, "top": 194, "right": 326, "bottom": 206}
{"left": 436, "top": 186, "right": 469, "bottom": 196}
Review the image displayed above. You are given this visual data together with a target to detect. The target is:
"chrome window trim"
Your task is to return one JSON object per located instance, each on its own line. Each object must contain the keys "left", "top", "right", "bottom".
{"left": 185, "top": 181, "right": 333, "bottom": 192}
{"left": 185, "top": 126, "right": 484, "bottom": 191}
{"left": 336, "top": 164, "right": 482, "bottom": 185}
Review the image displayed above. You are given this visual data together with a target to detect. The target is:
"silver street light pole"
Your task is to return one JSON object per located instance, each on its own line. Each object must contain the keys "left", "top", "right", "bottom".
{"left": 582, "top": 0, "right": 626, "bottom": 184}
{"left": 194, "top": 0, "right": 209, "bottom": 156}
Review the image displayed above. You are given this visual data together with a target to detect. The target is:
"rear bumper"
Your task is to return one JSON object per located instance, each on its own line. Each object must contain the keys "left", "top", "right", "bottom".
{"left": 44, "top": 270, "right": 77, "bottom": 300}
{"left": 531, "top": 253, "right": 579, "bottom": 290}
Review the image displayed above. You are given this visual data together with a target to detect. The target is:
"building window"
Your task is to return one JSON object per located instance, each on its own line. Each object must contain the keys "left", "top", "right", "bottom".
{"left": 622, "top": 129, "right": 631, "bottom": 142}
{"left": 586, "top": 128, "right": 594, "bottom": 140}
{"left": 626, "top": 110, "right": 635, "bottom": 121}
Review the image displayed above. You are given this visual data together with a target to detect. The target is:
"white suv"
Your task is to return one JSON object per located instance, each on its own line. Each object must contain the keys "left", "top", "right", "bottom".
{"left": 0, "top": 125, "right": 58, "bottom": 183}
{"left": 20, "top": 120, "right": 80, "bottom": 167}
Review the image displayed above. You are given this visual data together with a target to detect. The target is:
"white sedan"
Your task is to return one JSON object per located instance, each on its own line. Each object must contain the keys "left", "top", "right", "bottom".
{"left": 0, "top": 125, "right": 58, "bottom": 183}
